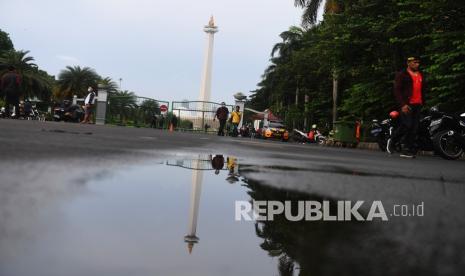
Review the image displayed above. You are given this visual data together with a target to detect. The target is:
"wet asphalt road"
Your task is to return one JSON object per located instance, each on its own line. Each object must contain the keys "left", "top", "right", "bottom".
{"left": 0, "top": 119, "right": 463, "bottom": 183}
{"left": 1, "top": 119, "right": 465, "bottom": 275}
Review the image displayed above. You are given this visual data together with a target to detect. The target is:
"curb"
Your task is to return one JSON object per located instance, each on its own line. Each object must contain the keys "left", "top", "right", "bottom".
{"left": 325, "top": 140, "right": 464, "bottom": 159}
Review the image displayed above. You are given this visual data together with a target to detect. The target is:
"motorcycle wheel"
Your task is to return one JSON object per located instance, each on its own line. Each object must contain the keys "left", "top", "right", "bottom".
{"left": 433, "top": 130, "right": 464, "bottom": 160}
{"left": 317, "top": 137, "right": 326, "bottom": 145}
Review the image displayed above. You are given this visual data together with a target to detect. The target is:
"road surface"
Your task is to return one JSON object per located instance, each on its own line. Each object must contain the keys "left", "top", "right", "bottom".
{"left": 1, "top": 119, "right": 464, "bottom": 276}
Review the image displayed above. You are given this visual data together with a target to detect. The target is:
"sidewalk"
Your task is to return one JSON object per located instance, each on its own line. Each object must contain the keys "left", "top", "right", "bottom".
{"left": 335, "top": 141, "right": 464, "bottom": 159}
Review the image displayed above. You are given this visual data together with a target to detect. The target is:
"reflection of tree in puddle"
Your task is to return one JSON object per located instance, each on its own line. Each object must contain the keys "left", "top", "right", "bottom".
{"left": 167, "top": 156, "right": 437, "bottom": 275}
{"left": 244, "top": 177, "right": 372, "bottom": 275}
{"left": 241, "top": 171, "right": 450, "bottom": 275}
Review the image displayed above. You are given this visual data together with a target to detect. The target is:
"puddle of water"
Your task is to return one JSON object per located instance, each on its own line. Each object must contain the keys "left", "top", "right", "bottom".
{"left": 1, "top": 154, "right": 464, "bottom": 276}
{"left": 0, "top": 155, "right": 275, "bottom": 276}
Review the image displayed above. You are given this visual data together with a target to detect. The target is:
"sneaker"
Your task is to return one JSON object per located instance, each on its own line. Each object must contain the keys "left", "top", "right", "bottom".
{"left": 386, "top": 138, "right": 394, "bottom": 154}
{"left": 400, "top": 151, "right": 416, "bottom": 158}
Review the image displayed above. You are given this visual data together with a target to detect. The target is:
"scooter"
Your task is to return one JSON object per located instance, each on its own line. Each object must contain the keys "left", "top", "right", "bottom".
{"left": 375, "top": 108, "right": 435, "bottom": 154}
{"left": 292, "top": 129, "right": 310, "bottom": 143}
{"left": 370, "top": 111, "right": 400, "bottom": 151}
{"left": 308, "top": 129, "right": 327, "bottom": 144}
{"left": 53, "top": 100, "right": 84, "bottom": 123}
{"left": 430, "top": 110, "right": 465, "bottom": 160}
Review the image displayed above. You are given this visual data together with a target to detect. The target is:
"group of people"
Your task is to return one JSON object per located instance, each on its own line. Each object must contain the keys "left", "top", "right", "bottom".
{"left": 211, "top": 154, "right": 239, "bottom": 183}
{"left": 0, "top": 65, "right": 96, "bottom": 123}
{"left": 214, "top": 102, "right": 242, "bottom": 136}
{"left": 2, "top": 55, "right": 427, "bottom": 155}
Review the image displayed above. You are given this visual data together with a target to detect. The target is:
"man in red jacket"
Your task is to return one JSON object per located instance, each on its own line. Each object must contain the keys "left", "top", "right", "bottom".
{"left": 390, "top": 56, "right": 426, "bottom": 158}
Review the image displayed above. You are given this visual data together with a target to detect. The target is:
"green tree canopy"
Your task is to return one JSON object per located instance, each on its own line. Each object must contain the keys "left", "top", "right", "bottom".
{"left": 249, "top": 0, "right": 465, "bottom": 130}
{"left": 0, "top": 50, "right": 54, "bottom": 100}
{"left": 0, "top": 29, "right": 14, "bottom": 55}
{"left": 57, "top": 66, "right": 100, "bottom": 99}
{"left": 99, "top": 77, "right": 119, "bottom": 94}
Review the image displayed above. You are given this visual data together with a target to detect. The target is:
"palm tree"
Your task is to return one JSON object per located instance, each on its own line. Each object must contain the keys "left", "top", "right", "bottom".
{"left": 108, "top": 90, "right": 137, "bottom": 124}
{"left": 294, "top": 0, "right": 343, "bottom": 125}
{"left": 294, "top": 0, "right": 342, "bottom": 27}
{"left": 0, "top": 50, "right": 54, "bottom": 100}
{"left": 139, "top": 99, "right": 160, "bottom": 125}
{"left": 271, "top": 26, "right": 305, "bottom": 58}
{"left": 57, "top": 66, "right": 100, "bottom": 99}
{"left": 99, "top": 77, "right": 119, "bottom": 94}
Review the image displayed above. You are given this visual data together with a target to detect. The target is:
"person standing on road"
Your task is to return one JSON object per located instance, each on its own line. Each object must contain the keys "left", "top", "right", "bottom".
{"left": 1, "top": 66, "right": 22, "bottom": 118}
{"left": 390, "top": 56, "right": 426, "bottom": 158}
{"left": 150, "top": 113, "right": 158, "bottom": 128}
{"left": 230, "top": 106, "right": 242, "bottom": 137}
{"left": 81, "top": 86, "right": 96, "bottom": 124}
{"left": 214, "top": 102, "right": 229, "bottom": 136}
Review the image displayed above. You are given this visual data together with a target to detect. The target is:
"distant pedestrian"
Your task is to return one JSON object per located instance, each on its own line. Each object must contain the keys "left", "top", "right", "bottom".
{"left": 150, "top": 114, "right": 158, "bottom": 128}
{"left": 24, "top": 99, "right": 33, "bottom": 117}
{"left": 1, "top": 66, "right": 21, "bottom": 118}
{"left": 81, "top": 87, "right": 96, "bottom": 124}
{"left": 229, "top": 106, "right": 242, "bottom": 137}
{"left": 390, "top": 56, "right": 426, "bottom": 158}
{"left": 214, "top": 102, "right": 229, "bottom": 136}
{"left": 170, "top": 114, "right": 178, "bottom": 130}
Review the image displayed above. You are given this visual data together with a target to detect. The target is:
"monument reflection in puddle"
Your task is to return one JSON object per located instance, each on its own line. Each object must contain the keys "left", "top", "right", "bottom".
{"left": 166, "top": 154, "right": 237, "bottom": 254}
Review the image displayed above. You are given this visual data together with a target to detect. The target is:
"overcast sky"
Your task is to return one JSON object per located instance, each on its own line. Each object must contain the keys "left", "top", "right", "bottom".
{"left": 0, "top": 0, "right": 304, "bottom": 103}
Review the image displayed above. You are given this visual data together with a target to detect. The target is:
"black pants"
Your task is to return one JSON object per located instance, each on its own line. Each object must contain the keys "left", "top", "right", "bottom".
{"left": 4, "top": 96, "right": 20, "bottom": 117}
{"left": 393, "top": 105, "right": 422, "bottom": 152}
{"left": 218, "top": 119, "right": 226, "bottom": 136}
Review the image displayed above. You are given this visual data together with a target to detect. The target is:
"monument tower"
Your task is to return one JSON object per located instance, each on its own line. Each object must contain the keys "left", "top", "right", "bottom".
{"left": 198, "top": 16, "right": 218, "bottom": 103}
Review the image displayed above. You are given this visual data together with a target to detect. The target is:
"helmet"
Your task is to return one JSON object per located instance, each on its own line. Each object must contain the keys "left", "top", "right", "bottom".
{"left": 389, "top": 111, "right": 400, "bottom": 119}
{"left": 311, "top": 124, "right": 317, "bottom": 129}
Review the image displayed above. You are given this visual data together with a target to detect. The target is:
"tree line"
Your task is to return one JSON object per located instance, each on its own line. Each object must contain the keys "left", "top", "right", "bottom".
{"left": 0, "top": 29, "right": 160, "bottom": 124}
{"left": 248, "top": 0, "right": 465, "bottom": 130}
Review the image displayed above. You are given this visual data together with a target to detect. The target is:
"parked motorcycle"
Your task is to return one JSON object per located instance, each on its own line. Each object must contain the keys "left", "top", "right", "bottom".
{"left": 240, "top": 124, "right": 252, "bottom": 138}
{"left": 372, "top": 109, "right": 434, "bottom": 154}
{"left": 23, "top": 101, "right": 43, "bottom": 121}
{"left": 307, "top": 127, "right": 327, "bottom": 145}
{"left": 292, "top": 129, "right": 310, "bottom": 143}
{"left": 430, "top": 111, "right": 465, "bottom": 160}
{"left": 370, "top": 111, "right": 399, "bottom": 151}
{"left": 291, "top": 128, "right": 326, "bottom": 144}
{"left": 53, "top": 100, "right": 84, "bottom": 122}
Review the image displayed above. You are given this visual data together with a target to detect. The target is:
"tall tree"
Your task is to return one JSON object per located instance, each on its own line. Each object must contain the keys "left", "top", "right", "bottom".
{"left": 0, "top": 29, "right": 14, "bottom": 55}
{"left": 108, "top": 90, "right": 137, "bottom": 124}
{"left": 57, "top": 66, "right": 100, "bottom": 98}
{"left": 99, "top": 77, "right": 119, "bottom": 94}
{"left": 0, "top": 50, "right": 54, "bottom": 100}
{"left": 294, "top": 0, "right": 344, "bottom": 27}
{"left": 294, "top": 0, "right": 345, "bottom": 124}
{"left": 271, "top": 26, "right": 305, "bottom": 58}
